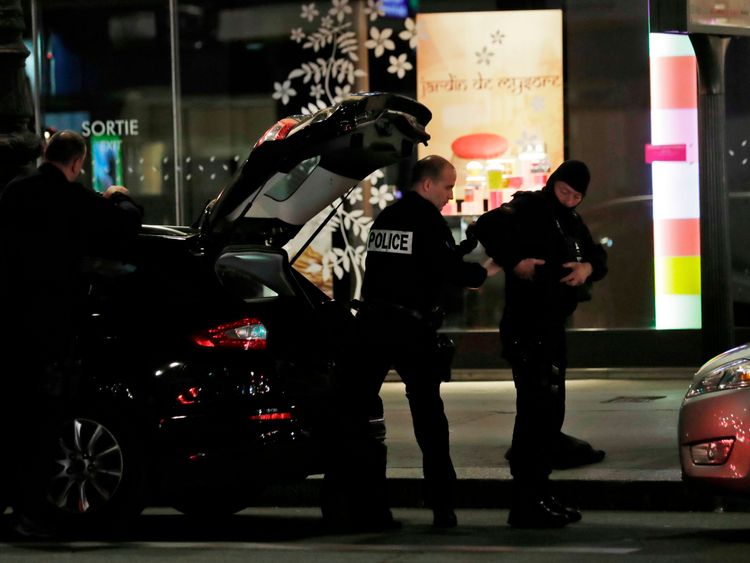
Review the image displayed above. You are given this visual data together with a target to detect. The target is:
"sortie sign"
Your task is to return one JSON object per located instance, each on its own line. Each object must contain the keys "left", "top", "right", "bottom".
{"left": 81, "top": 119, "right": 139, "bottom": 137}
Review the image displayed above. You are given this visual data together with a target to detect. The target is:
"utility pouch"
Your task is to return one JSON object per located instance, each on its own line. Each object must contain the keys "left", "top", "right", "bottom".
{"left": 435, "top": 334, "right": 456, "bottom": 382}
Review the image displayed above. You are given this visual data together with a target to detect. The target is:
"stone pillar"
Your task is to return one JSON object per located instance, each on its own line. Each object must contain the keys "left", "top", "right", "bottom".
{"left": 0, "top": 0, "right": 41, "bottom": 189}
{"left": 690, "top": 34, "right": 735, "bottom": 358}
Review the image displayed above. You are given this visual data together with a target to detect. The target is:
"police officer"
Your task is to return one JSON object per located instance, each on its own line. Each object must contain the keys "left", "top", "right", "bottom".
{"left": 357, "top": 155, "right": 498, "bottom": 528}
{"left": 473, "top": 160, "right": 608, "bottom": 528}
{"left": 0, "top": 130, "right": 142, "bottom": 536}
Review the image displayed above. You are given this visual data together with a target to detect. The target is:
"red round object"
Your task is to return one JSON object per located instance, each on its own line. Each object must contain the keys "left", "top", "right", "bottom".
{"left": 451, "top": 133, "right": 508, "bottom": 159}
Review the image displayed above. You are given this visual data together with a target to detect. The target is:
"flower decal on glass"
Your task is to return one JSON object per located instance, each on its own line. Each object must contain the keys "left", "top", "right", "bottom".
{"left": 300, "top": 3, "right": 319, "bottom": 23}
{"left": 309, "top": 83, "right": 325, "bottom": 99}
{"left": 398, "top": 17, "right": 418, "bottom": 50}
{"left": 369, "top": 184, "right": 395, "bottom": 210}
{"left": 329, "top": 0, "right": 352, "bottom": 23}
{"left": 272, "top": 80, "right": 297, "bottom": 105}
{"left": 364, "top": 27, "right": 396, "bottom": 58}
{"left": 275, "top": 1, "right": 416, "bottom": 297}
{"left": 387, "top": 53, "right": 413, "bottom": 79}
{"left": 290, "top": 28, "right": 306, "bottom": 43}
{"left": 365, "top": 0, "right": 384, "bottom": 22}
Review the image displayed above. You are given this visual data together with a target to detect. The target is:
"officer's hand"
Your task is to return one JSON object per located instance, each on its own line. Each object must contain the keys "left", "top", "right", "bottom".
{"left": 561, "top": 261, "right": 593, "bottom": 286}
{"left": 103, "top": 185, "right": 130, "bottom": 199}
{"left": 483, "top": 258, "right": 502, "bottom": 278}
{"left": 458, "top": 237, "right": 478, "bottom": 256}
{"left": 513, "top": 258, "right": 545, "bottom": 280}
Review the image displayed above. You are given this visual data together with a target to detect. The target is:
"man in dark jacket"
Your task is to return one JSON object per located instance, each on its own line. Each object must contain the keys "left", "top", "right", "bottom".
{"left": 357, "top": 155, "right": 498, "bottom": 528}
{"left": 0, "top": 130, "right": 143, "bottom": 535}
{"left": 473, "top": 160, "right": 607, "bottom": 529}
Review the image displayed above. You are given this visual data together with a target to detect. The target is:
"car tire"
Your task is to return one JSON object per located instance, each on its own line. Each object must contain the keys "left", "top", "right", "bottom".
{"left": 31, "top": 412, "right": 148, "bottom": 534}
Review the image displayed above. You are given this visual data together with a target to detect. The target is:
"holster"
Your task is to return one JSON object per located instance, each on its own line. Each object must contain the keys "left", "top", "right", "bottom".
{"left": 435, "top": 334, "right": 456, "bottom": 382}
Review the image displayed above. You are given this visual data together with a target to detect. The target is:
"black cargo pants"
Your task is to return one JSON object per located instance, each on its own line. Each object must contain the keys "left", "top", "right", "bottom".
{"left": 501, "top": 321, "right": 567, "bottom": 495}
{"left": 357, "top": 308, "right": 457, "bottom": 511}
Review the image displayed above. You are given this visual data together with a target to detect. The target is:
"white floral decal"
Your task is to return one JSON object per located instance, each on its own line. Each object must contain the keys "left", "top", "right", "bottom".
{"left": 365, "top": 27, "right": 395, "bottom": 58}
{"left": 369, "top": 184, "right": 396, "bottom": 210}
{"left": 365, "top": 0, "right": 385, "bottom": 22}
{"left": 387, "top": 53, "right": 413, "bottom": 79}
{"left": 300, "top": 3, "right": 319, "bottom": 23}
{"left": 274, "top": 2, "right": 416, "bottom": 296}
{"left": 272, "top": 80, "right": 297, "bottom": 105}
{"left": 290, "top": 28, "right": 306, "bottom": 43}
{"left": 398, "top": 17, "right": 418, "bottom": 50}
{"left": 346, "top": 186, "right": 363, "bottom": 205}
{"left": 309, "top": 83, "right": 325, "bottom": 99}
{"left": 329, "top": 0, "right": 352, "bottom": 23}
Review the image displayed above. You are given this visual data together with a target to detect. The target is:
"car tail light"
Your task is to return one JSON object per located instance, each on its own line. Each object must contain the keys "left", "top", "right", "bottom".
{"left": 690, "top": 438, "right": 735, "bottom": 465}
{"left": 192, "top": 318, "right": 267, "bottom": 350}
{"left": 177, "top": 387, "right": 200, "bottom": 405}
{"left": 254, "top": 117, "right": 299, "bottom": 148}
{"left": 249, "top": 411, "right": 293, "bottom": 421}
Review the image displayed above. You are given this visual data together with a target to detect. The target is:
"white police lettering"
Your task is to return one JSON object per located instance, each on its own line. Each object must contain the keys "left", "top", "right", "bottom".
{"left": 367, "top": 229, "right": 413, "bottom": 254}
{"left": 81, "top": 119, "right": 140, "bottom": 137}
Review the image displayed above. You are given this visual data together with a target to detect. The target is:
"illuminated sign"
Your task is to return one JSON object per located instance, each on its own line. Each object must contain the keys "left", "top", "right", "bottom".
{"left": 91, "top": 135, "right": 124, "bottom": 193}
{"left": 82, "top": 119, "right": 139, "bottom": 137}
{"left": 417, "top": 10, "right": 563, "bottom": 216}
{"left": 648, "top": 33, "right": 701, "bottom": 329}
{"left": 382, "top": 0, "right": 409, "bottom": 18}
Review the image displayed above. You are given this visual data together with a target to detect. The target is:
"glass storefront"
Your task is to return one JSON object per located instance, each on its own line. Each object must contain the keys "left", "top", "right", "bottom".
{"left": 16, "top": 0, "right": 750, "bottom": 346}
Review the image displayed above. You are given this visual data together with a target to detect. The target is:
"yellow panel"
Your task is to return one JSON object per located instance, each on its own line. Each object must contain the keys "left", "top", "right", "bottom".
{"left": 655, "top": 256, "right": 701, "bottom": 295}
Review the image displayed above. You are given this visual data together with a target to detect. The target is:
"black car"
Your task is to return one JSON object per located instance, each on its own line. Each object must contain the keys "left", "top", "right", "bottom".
{"left": 14, "top": 93, "right": 431, "bottom": 531}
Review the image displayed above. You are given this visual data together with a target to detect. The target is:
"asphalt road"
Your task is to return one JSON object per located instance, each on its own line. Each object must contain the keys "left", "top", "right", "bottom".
{"left": 1, "top": 507, "right": 749, "bottom": 562}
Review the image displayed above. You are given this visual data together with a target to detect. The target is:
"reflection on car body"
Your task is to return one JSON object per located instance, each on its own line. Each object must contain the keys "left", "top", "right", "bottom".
{"left": 679, "top": 343, "right": 750, "bottom": 493}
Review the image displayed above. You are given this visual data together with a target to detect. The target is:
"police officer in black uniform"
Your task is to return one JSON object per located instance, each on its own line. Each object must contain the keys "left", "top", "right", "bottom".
{"left": 0, "top": 130, "right": 143, "bottom": 536}
{"left": 357, "top": 155, "right": 498, "bottom": 528}
{"left": 473, "top": 160, "right": 608, "bottom": 528}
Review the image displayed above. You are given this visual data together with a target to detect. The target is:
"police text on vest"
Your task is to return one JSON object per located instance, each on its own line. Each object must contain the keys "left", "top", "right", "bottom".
{"left": 367, "top": 229, "right": 413, "bottom": 254}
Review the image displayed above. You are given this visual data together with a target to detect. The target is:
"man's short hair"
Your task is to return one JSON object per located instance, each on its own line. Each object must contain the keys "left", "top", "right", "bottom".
{"left": 410, "top": 155, "right": 451, "bottom": 189}
{"left": 44, "top": 130, "right": 87, "bottom": 165}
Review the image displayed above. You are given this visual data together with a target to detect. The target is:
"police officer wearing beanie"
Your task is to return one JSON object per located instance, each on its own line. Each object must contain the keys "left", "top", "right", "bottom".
{"left": 358, "top": 155, "right": 498, "bottom": 528}
{"left": 473, "top": 160, "right": 608, "bottom": 528}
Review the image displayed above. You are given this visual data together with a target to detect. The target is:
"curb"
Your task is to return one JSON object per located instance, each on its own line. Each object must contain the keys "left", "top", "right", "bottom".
{"left": 386, "top": 367, "right": 697, "bottom": 382}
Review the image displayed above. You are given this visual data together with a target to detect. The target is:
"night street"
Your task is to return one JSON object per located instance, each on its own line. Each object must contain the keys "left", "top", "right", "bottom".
{"left": 2, "top": 507, "right": 750, "bottom": 562}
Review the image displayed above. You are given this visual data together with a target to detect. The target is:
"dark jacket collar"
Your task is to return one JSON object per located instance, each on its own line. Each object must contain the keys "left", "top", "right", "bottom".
{"left": 38, "top": 161, "right": 69, "bottom": 182}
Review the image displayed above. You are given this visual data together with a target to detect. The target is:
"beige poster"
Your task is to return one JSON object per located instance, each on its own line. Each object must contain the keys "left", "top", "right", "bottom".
{"left": 417, "top": 10, "right": 563, "bottom": 215}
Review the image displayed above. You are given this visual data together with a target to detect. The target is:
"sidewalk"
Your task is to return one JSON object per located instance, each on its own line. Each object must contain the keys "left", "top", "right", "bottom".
{"left": 258, "top": 374, "right": 750, "bottom": 512}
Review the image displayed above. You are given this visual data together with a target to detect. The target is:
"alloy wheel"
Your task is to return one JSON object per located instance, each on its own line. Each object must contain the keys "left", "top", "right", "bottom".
{"left": 47, "top": 418, "right": 125, "bottom": 513}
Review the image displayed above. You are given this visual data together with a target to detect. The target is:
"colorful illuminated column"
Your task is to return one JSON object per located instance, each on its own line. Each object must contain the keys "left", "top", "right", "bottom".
{"left": 648, "top": 34, "right": 701, "bottom": 329}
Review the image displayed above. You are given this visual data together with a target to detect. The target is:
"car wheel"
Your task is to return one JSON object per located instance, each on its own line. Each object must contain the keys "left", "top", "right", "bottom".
{"left": 40, "top": 415, "right": 147, "bottom": 532}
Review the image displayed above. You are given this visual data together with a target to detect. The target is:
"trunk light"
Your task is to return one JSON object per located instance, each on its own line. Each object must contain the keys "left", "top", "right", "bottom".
{"left": 192, "top": 318, "right": 267, "bottom": 350}
{"left": 254, "top": 117, "right": 299, "bottom": 148}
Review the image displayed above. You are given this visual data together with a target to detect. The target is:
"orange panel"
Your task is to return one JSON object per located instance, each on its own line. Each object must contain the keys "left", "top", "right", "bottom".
{"left": 651, "top": 56, "right": 697, "bottom": 109}
{"left": 654, "top": 218, "right": 700, "bottom": 257}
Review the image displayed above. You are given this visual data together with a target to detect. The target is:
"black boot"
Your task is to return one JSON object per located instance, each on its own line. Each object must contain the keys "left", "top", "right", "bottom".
{"left": 432, "top": 507, "right": 458, "bottom": 528}
{"left": 508, "top": 497, "right": 570, "bottom": 529}
{"left": 544, "top": 495, "right": 582, "bottom": 523}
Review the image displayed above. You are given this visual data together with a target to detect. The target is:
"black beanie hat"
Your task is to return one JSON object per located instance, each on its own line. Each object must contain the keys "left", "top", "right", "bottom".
{"left": 549, "top": 160, "right": 590, "bottom": 196}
